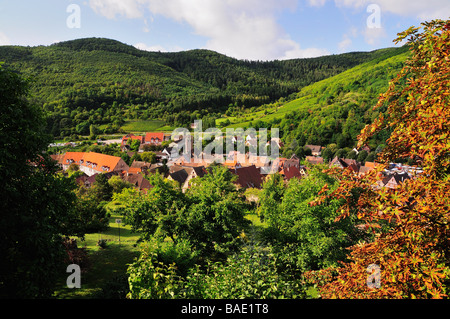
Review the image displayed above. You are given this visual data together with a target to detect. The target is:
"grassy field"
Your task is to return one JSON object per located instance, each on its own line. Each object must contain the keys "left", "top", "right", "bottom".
{"left": 53, "top": 208, "right": 141, "bottom": 299}
{"left": 120, "top": 120, "right": 174, "bottom": 133}
{"left": 53, "top": 201, "right": 267, "bottom": 299}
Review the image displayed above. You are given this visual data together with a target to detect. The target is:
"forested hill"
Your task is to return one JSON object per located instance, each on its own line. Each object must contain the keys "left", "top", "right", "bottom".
{"left": 0, "top": 37, "right": 407, "bottom": 138}
{"left": 220, "top": 47, "right": 410, "bottom": 157}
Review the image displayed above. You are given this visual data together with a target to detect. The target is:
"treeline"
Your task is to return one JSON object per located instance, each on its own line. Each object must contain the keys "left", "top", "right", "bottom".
{"left": 0, "top": 37, "right": 405, "bottom": 138}
{"left": 110, "top": 164, "right": 366, "bottom": 299}
{"left": 242, "top": 46, "right": 409, "bottom": 154}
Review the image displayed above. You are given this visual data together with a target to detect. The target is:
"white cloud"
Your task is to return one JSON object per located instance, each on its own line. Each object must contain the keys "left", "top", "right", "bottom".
{"left": 89, "top": 0, "right": 146, "bottom": 19}
{"left": 89, "top": 0, "right": 329, "bottom": 60}
{"left": 338, "top": 26, "right": 358, "bottom": 52}
{"left": 307, "top": 0, "right": 327, "bottom": 7}
{"left": 338, "top": 35, "right": 352, "bottom": 51}
{"left": 363, "top": 25, "right": 387, "bottom": 46}
{"left": 134, "top": 42, "right": 183, "bottom": 52}
{"left": 281, "top": 40, "right": 330, "bottom": 59}
{"left": 0, "top": 32, "right": 11, "bottom": 45}
{"left": 313, "top": 0, "right": 450, "bottom": 20}
{"left": 134, "top": 42, "right": 165, "bottom": 52}
{"left": 142, "top": 18, "right": 152, "bottom": 33}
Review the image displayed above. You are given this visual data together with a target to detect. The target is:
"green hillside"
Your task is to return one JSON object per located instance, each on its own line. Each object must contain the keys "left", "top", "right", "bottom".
{"left": 0, "top": 37, "right": 406, "bottom": 138}
{"left": 219, "top": 46, "right": 410, "bottom": 156}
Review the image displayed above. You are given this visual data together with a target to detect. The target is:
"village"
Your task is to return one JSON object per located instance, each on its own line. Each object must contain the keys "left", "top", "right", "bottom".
{"left": 50, "top": 130, "right": 421, "bottom": 194}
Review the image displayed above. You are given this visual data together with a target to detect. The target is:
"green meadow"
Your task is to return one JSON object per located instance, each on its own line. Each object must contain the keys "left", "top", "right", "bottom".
{"left": 53, "top": 205, "right": 141, "bottom": 299}
{"left": 120, "top": 120, "right": 175, "bottom": 133}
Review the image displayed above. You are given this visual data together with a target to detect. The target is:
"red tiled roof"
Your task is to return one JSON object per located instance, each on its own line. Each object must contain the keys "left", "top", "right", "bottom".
{"left": 305, "top": 156, "right": 324, "bottom": 165}
{"left": 50, "top": 154, "right": 65, "bottom": 165}
{"left": 81, "top": 152, "right": 124, "bottom": 173}
{"left": 123, "top": 174, "right": 153, "bottom": 191}
{"left": 127, "top": 167, "right": 142, "bottom": 175}
{"left": 145, "top": 132, "right": 165, "bottom": 144}
{"left": 283, "top": 166, "right": 302, "bottom": 180}
{"left": 62, "top": 152, "right": 85, "bottom": 165}
{"left": 230, "top": 165, "right": 263, "bottom": 189}
{"left": 121, "top": 134, "right": 144, "bottom": 145}
{"left": 365, "top": 161, "right": 379, "bottom": 169}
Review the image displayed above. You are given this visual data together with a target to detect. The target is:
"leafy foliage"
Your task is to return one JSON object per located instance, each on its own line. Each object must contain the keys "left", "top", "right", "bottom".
{"left": 114, "top": 174, "right": 187, "bottom": 243}
{"left": 0, "top": 64, "right": 79, "bottom": 298}
{"left": 306, "top": 19, "right": 450, "bottom": 299}
{"left": 115, "top": 166, "right": 249, "bottom": 258}
{"left": 182, "top": 246, "right": 303, "bottom": 299}
{"left": 73, "top": 184, "right": 110, "bottom": 234}
{"left": 127, "top": 250, "right": 183, "bottom": 299}
{"left": 260, "top": 167, "right": 363, "bottom": 274}
{"left": 182, "top": 165, "right": 250, "bottom": 257}
{"left": 127, "top": 243, "right": 303, "bottom": 299}
{"left": 0, "top": 38, "right": 405, "bottom": 137}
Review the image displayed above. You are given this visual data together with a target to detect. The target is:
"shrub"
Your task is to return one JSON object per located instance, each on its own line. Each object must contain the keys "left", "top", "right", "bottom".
{"left": 62, "top": 237, "right": 90, "bottom": 272}
{"left": 97, "top": 239, "right": 108, "bottom": 249}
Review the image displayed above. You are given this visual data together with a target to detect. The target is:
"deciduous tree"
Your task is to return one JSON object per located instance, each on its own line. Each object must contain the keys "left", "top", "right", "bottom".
{"left": 0, "top": 64, "right": 79, "bottom": 298}
{"left": 306, "top": 19, "right": 450, "bottom": 299}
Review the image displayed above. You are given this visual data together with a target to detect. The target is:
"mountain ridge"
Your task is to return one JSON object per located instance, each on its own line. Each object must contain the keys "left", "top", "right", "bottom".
{"left": 0, "top": 37, "right": 408, "bottom": 138}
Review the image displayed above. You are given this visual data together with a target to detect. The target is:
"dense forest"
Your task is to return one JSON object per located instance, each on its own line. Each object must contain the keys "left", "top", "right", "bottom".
{"left": 0, "top": 38, "right": 406, "bottom": 139}
{"left": 2, "top": 18, "right": 449, "bottom": 302}
{"left": 239, "top": 46, "right": 410, "bottom": 159}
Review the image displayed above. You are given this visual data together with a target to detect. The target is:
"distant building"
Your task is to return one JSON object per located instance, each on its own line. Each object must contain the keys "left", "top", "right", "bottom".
{"left": 129, "top": 160, "right": 161, "bottom": 175}
{"left": 84, "top": 171, "right": 121, "bottom": 188}
{"left": 50, "top": 154, "right": 65, "bottom": 168}
{"left": 121, "top": 133, "right": 144, "bottom": 146}
{"left": 167, "top": 165, "right": 208, "bottom": 192}
{"left": 144, "top": 132, "right": 165, "bottom": 146}
{"left": 282, "top": 166, "right": 303, "bottom": 181}
{"left": 329, "top": 157, "right": 360, "bottom": 171}
{"left": 61, "top": 152, "right": 85, "bottom": 170}
{"left": 305, "top": 156, "right": 324, "bottom": 165}
{"left": 380, "top": 172, "right": 410, "bottom": 189}
{"left": 304, "top": 145, "right": 322, "bottom": 156}
{"left": 229, "top": 165, "right": 264, "bottom": 189}
{"left": 283, "top": 155, "right": 300, "bottom": 169}
{"left": 123, "top": 174, "right": 153, "bottom": 192}
{"left": 62, "top": 152, "right": 129, "bottom": 177}
{"left": 121, "top": 132, "right": 170, "bottom": 149}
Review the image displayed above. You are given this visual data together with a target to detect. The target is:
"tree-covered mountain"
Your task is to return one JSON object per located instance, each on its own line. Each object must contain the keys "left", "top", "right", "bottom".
{"left": 219, "top": 45, "right": 410, "bottom": 156}
{"left": 0, "top": 37, "right": 406, "bottom": 138}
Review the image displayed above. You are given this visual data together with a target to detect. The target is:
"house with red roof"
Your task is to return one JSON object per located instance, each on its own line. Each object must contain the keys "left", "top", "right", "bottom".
{"left": 305, "top": 156, "right": 324, "bottom": 165}
{"left": 168, "top": 165, "right": 208, "bottom": 192}
{"left": 123, "top": 174, "right": 153, "bottom": 192}
{"left": 62, "top": 152, "right": 129, "bottom": 177}
{"left": 230, "top": 165, "right": 263, "bottom": 189}
{"left": 304, "top": 145, "right": 322, "bottom": 156}
{"left": 283, "top": 166, "right": 303, "bottom": 181}
{"left": 62, "top": 152, "right": 86, "bottom": 171}
{"left": 144, "top": 132, "right": 165, "bottom": 146}
{"left": 80, "top": 152, "right": 129, "bottom": 176}
{"left": 121, "top": 133, "right": 144, "bottom": 146}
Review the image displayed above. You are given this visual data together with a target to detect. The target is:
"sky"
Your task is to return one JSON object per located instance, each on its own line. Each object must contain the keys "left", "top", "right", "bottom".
{"left": 0, "top": 0, "right": 449, "bottom": 61}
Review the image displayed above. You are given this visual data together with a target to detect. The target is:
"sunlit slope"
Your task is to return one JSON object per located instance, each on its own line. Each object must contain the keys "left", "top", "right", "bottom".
{"left": 220, "top": 47, "right": 409, "bottom": 130}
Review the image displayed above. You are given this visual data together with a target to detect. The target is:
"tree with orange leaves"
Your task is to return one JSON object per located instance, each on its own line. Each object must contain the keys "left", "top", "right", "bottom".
{"left": 305, "top": 19, "right": 450, "bottom": 299}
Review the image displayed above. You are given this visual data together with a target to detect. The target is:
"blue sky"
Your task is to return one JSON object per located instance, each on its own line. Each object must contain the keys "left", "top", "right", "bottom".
{"left": 1, "top": 0, "right": 449, "bottom": 60}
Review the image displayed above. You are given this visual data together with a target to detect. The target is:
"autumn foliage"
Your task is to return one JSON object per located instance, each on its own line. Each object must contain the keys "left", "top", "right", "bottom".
{"left": 305, "top": 20, "right": 450, "bottom": 298}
